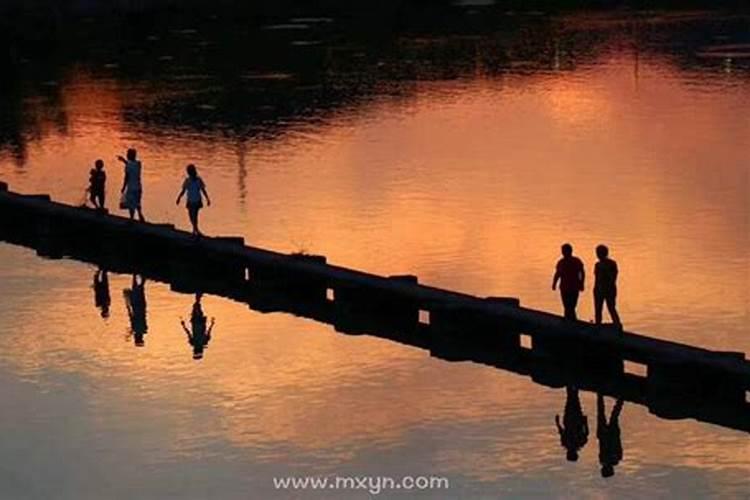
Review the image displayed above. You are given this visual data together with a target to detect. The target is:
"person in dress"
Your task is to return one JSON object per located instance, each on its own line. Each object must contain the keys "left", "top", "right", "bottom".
{"left": 175, "top": 164, "right": 211, "bottom": 236}
{"left": 118, "top": 148, "right": 145, "bottom": 221}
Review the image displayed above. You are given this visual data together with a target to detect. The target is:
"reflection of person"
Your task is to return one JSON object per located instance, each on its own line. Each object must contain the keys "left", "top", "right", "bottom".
{"left": 93, "top": 268, "right": 111, "bottom": 318}
{"left": 176, "top": 164, "right": 211, "bottom": 236}
{"left": 597, "top": 394, "right": 624, "bottom": 478}
{"left": 552, "top": 243, "right": 585, "bottom": 320}
{"left": 594, "top": 245, "right": 621, "bottom": 328}
{"left": 555, "top": 386, "right": 589, "bottom": 462}
{"left": 118, "top": 148, "right": 145, "bottom": 221}
{"left": 181, "top": 293, "right": 214, "bottom": 360}
{"left": 124, "top": 275, "right": 148, "bottom": 346}
{"left": 88, "top": 159, "right": 106, "bottom": 210}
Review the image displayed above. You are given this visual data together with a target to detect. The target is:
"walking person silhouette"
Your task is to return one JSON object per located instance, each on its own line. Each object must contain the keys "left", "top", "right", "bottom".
{"left": 552, "top": 243, "right": 585, "bottom": 320}
{"left": 176, "top": 164, "right": 211, "bottom": 236}
{"left": 594, "top": 244, "right": 622, "bottom": 329}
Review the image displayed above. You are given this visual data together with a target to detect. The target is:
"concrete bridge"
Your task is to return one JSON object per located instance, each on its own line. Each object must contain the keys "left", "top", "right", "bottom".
{"left": 0, "top": 181, "right": 748, "bottom": 433}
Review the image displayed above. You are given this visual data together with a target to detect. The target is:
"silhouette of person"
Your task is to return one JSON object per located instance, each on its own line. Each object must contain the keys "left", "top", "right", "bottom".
{"left": 88, "top": 159, "right": 106, "bottom": 210}
{"left": 118, "top": 148, "right": 145, "bottom": 222}
{"left": 93, "top": 268, "right": 111, "bottom": 318}
{"left": 552, "top": 243, "right": 585, "bottom": 320}
{"left": 597, "top": 394, "right": 624, "bottom": 478}
{"left": 555, "top": 385, "right": 589, "bottom": 462}
{"left": 594, "top": 245, "right": 621, "bottom": 328}
{"left": 124, "top": 275, "right": 148, "bottom": 346}
{"left": 176, "top": 164, "right": 211, "bottom": 236}
{"left": 181, "top": 293, "right": 214, "bottom": 360}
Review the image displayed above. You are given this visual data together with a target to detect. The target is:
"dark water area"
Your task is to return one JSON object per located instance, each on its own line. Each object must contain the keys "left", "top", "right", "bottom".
{"left": 0, "top": 4, "right": 748, "bottom": 499}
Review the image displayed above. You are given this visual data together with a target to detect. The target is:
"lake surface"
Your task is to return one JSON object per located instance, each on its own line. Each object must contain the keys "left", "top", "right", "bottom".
{"left": 0, "top": 7, "right": 748, "bottom": 499}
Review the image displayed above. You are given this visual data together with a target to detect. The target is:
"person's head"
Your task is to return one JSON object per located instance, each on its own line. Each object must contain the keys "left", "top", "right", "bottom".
{"left": 135, "top": 333, "right": 145, "bottom": 347}
{"left": 95, "top": 159, "right": 104, "bottom": 170}
{"left": 596, "top": 244, "right": 609, "bottom": 260}
{"left": 561, "top": 243, "right": 573, "bottom": 257}
{"left": 100, "top": 306, "right": 110, "bottom": 319}
{"left": 601, "top": 465, "right": 615, "bottom": 478}
{"left": 186, "top": 164, "right": 197, "bottom": 178}
{"left": 566, "top": 449, "right": 579, "bottom": 462}
{"left": 193, "top": 348, "right": 204, "bottom": 360}
{"left": 126, "top": 148, "right": 137, "bottom": 161}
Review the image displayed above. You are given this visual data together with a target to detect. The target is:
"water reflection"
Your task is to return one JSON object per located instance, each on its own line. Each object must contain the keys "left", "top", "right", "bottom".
{"left": 92, "top": 267, "right": 111, "bottom": 318}
{"left": 555, "top": 385, "right": 589, "bottom": 463}
{"left": 124, "top": 274, "right": 148, "bottom": 347}
{"left": 0, "top": 7, "right": 748, "bottom": 497}
{"left": 597, "top": 393, "right": 625, "bottom": 479}
{"left": 180, "top": 292, "right": 215, "bottom": 360}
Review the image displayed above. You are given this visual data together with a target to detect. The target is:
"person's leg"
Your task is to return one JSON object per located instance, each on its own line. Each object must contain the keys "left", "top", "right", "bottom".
{"left": 569, "top": 290, "right": 579, "bottom": 320}
{"left": 188, "top": 206, "right": 199, "bottom": 234}
{"left": 606, "top": 295, "right": 621, "bottom": 327}
{"left": 194, "top": 206, "right": 201, "bottom": 235}
{"left": 560, "top": 290, "right": 571, "bottom": 319}
{"left": 594, "top": 291, "right": 604, "bottom": 324}
{"left": 99, "top": 192, "right": 106, "bottom": 209}
{"left": 128, "top": 207, "right": 135, "bottom": 219}
{"left": 562, "top": 291, "right": 578, "bottom": 320}
{"left": 135, "top": 190, "right": 145, "bottom": 221}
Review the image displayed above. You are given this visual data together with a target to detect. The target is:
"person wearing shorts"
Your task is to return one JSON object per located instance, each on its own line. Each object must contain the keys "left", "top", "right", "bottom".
{"left": 176, "top": 163, "right": 211, "bottom": 236}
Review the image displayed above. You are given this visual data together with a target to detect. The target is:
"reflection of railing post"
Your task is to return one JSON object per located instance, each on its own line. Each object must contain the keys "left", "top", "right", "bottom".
{"left": 333, "top": 275, "right": 419, "bottom": 335}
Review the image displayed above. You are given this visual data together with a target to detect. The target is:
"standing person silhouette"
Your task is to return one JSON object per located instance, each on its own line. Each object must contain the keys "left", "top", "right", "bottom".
{"left": 118, "top": 148, "right": 145, "bottom": 222}
{"left": 555, "top": 385, "right": 589, "bottom": 462}
{"left": 88, "top": 159, "right": 106, "bottom": 211}
{"left": 594, "top": 244, "right": 621, "bottom": 328}
{"left": 552, "top": 243, "right": 585, "bottom": 320}
{"left": 176, "top": 164, "right": 211, "bottom": 236}
{"left": 92, "top": 268, "right": 111, "bottom": 318}
{"left": 124, "top": 275, "right": 148, "bottom": 347}
{"left": 180, "top": 293, "right": 215, "bottom": 360}
{"left": 597, "top": 394, "right": 624, "bottom": 478}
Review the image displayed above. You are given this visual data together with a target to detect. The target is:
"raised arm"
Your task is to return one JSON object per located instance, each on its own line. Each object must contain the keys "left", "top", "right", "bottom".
{"left": 180, "top": 320, "right": 192, "bottom": 339}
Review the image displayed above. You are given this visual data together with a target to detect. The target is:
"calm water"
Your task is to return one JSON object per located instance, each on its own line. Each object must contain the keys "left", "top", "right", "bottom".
{"left": 0, "top": 8, "right": 749, "bottom": 499}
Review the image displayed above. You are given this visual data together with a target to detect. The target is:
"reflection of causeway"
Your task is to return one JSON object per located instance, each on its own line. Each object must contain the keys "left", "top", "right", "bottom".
{"left": 0, "top": 187, "right": 748, "bottom": 435}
